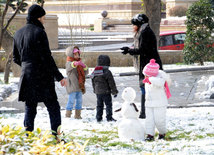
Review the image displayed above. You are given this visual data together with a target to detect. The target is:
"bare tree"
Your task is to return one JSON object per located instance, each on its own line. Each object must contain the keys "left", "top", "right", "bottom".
{"left": 60, "top": 0, "right": 86, "bottom": 50}
{"left": 0, "top": 0, "right": 25, "bottom": 83}
{"left": 0, "top": 0, "right": 10, "bottom": 49}
{"left": 0, "top": 0, "right": 43, "bottom": 83}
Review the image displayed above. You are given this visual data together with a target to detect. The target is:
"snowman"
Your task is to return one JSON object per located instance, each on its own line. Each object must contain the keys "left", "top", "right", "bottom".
{"left": 116, "top": 87, "right": 145, "bottom": 141}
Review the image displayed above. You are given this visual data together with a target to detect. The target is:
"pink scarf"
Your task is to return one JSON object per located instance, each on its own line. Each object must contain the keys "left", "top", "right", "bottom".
{"left": 164, "top": 82, "right": 171, "bottom": 99}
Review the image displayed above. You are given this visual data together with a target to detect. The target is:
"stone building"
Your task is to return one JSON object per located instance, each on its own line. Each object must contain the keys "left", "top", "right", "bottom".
{"left": 37, "top": 0, "right": 142, "bottom": 27}
{"left": 33, "top": 0, "right": 198, "bottom": 27}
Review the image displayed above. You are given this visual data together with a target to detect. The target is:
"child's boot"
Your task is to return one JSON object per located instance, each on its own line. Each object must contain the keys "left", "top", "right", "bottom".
{"left": 107, "top": 117, "right": 117, "bottom": 122}
{"left": 74, "top": 110, "right": 82, "bottom": 119}
{"left": 65, "top": 110, "right": 72, "bottom": 118}
{"left": 158, "top": 134, "right": 166, "bottom": 140}
{"left": 145, "top": 134, "right": 154, "bottom": 141}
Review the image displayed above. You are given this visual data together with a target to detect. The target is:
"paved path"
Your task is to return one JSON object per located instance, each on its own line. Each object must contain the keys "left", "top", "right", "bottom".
{"left": 1, "top": 68, "right": 214, "bottom": 113}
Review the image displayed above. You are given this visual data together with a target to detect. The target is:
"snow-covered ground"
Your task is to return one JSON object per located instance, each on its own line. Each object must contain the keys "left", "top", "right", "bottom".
{"left": 1, "top": 63, "right": 214, "bottom": 154}
{"left": 1, "top": 105, "right": 214, "bottom": 154}
{"left": 1, "top": 62, "right": 214, "bottom": 102}
{"left": 0, "top": 75, "right": 19, "bottom": 102}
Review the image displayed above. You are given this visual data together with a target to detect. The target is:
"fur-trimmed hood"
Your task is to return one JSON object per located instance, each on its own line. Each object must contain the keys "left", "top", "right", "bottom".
{"left": 65, "top": 46, "right": 74, "bottom": 57}
{"left": 97, "top": 55, "right": 110, "bottom": 66}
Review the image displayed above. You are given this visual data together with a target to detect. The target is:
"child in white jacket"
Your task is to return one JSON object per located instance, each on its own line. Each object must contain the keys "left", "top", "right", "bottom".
{"left": 142, "top": 59, "right": 171, "bottom": 141}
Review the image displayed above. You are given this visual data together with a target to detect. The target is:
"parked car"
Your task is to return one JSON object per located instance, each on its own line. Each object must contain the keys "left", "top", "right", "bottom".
{"left": 159, "top": 31, "right": 186, "bottom": 50}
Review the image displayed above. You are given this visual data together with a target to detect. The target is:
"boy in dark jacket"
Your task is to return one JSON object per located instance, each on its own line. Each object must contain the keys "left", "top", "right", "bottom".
{"left": 91, "top": 55, "right": 118, "bottom": 122}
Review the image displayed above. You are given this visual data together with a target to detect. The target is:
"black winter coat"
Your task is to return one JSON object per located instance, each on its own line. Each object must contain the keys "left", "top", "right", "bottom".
{"left": 13, "top": 20, "right": 63, "bottom": 102}
{"left": 92, "top": 68, "right": 118, "bottom": 95}
{"left": 129, "top": 24, "right": 163, "bottom": 86}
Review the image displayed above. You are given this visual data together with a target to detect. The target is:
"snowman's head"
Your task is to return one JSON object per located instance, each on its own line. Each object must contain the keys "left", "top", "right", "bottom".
{"left": 122, "top": 87, "right": 136, "bottom": 103}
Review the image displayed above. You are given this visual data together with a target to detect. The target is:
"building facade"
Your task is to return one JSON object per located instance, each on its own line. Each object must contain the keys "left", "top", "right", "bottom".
{"left": 37, "top": 0, "right": 142, "bottom": 27}
{"left": 26, "top": 0, "right": 199, "bottom": 27}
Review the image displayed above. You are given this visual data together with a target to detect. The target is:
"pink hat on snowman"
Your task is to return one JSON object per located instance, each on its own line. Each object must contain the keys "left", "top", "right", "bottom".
{"left": 143, "top": 59, "right": 159, "bottom": 77}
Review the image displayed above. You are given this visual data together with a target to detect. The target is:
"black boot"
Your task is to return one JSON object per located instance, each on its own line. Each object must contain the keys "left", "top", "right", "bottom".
{"left": 107, "top": 117, "right": 117, "bottom": 122}
{"left": 158, "top": 134, "right": 166, "bottom": 140}
{"left": 139, "top": 94, "right": 146, "bottom": 119}
{"left": 97, "top": 118, "right": 103, "bottom": 122}
{"left": 145, "top": 134, "right": 154, "bottom": 141}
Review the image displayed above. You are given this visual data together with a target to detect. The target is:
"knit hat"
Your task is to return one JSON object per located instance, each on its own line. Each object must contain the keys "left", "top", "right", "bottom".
{"left": 27, "top": 4, "right": 46, "bottom": 20}
{"left": 143, "top": 59, "right": 159, "bottom": 77}
{"left": 131, "top": 14, "right": 149, "bottom": 26}
{"left": 73, "top": 48, "right": 81, "bottom": 54}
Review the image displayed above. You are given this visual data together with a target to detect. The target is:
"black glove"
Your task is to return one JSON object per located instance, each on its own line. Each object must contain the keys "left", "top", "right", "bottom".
{"left": 114, "top": 94, "right": 117, "bottom": 98}
{"left": 120, "top": 46, "right": 130, "bottom": 55}
{"left": 129, "top": 50, "right": 134, "bottom": 55}
{"left": 120, "top": 47, "right": 129, "bottom": 50}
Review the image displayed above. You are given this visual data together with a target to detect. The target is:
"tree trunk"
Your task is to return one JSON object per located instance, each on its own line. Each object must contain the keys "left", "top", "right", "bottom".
{"left": 0, "top": 21, "right": 5, "bottom": 49}
{"left": 143, "top": 0, "right": 161, "bottom": 46}
{"left": 1, "top": 30, "right": 15, "bottom": 83}
{"left": 0, "top": 30, "right": 13, "bottom": 52}
{"left": 4, "top": 51, "right": 12, "bottom": 83}
{"left": 0, "top": 0, "right": 25, "bottom": 83}
{"left": 0, "top": 30, "right": 4, "bottom": 50}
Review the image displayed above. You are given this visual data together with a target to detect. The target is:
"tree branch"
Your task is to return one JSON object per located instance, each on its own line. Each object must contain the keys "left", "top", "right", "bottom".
{"left": 4, "top": 0, "right": 25, "bottom": 31}
{"left": 41, "top": 0, "right": 45, "bottom": 8}
{"left": 1, "top": 0, "right": 10, "bottom": 29}
{"left": 0, "top": 0, "right": 10, "bottom": 49}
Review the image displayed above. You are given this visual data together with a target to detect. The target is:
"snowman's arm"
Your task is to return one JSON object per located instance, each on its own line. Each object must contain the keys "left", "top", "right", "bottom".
{"left": 130, "top": 103, "right": 139, "bottom": 112}
{"left": 115, "top": 108, "right": 122, "bottom": 112}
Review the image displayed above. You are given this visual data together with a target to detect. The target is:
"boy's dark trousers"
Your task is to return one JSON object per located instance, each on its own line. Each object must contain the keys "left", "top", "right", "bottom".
{"left": 24, "top": 99, "right": 61, "bottom": 135}
{"left": 96, "top": 94, "right": 113, "bottom": 121}
{"left": 139, "top": 85, "right": 146, "bottom": 119}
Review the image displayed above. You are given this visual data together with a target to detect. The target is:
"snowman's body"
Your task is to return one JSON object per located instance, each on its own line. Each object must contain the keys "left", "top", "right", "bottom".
{"left": 118, "top": 87, "right": 145, "bottom": 141}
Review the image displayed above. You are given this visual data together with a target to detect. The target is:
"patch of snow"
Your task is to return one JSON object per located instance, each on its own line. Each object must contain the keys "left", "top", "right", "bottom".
{"left": 1, "top": 106, "right": 214, "bottom": 154}
{"left": 197, "top": 75, "right": 214, "bottom": 99}
{"left": 180, "top": 92, "right": 184, "bottom": 96}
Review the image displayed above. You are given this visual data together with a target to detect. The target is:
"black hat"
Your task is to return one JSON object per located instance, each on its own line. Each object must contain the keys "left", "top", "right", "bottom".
{"left": 97, "top": 55, "right": 110, "bottom": 66}
{"left": 131, "top": 14, "right": 149, "bottom": 26}
{"left": 27, "top": 4, "right": 46, "bottom": 20}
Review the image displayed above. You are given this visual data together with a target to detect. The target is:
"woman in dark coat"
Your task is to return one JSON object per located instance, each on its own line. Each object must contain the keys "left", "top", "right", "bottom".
{"left": 121, "top": 14, "right": 163, "bottom": 119}
{"left": 13, "top": 4, "right": 66, "bottom": 135}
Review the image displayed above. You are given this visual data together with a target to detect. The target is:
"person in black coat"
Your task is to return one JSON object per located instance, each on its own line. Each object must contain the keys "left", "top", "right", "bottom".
{"left": 13, "top": 4, "right": 66, "bottom": 135}
{"left": 91, "top": 55, "right": 118, "bottom": 122}
{"left": 121, "top": 14, "right": 163, "bottom": 119}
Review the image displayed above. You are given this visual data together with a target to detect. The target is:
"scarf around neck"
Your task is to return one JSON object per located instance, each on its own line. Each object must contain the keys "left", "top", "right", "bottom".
{"left": 67, "top": 56, "right": 86, "bottom": 94}
{"left": 134, "top": 23, "right": 149, "bottom": 48}
{"left": 90, "top": 66, "right": 109, "bottom": 78}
